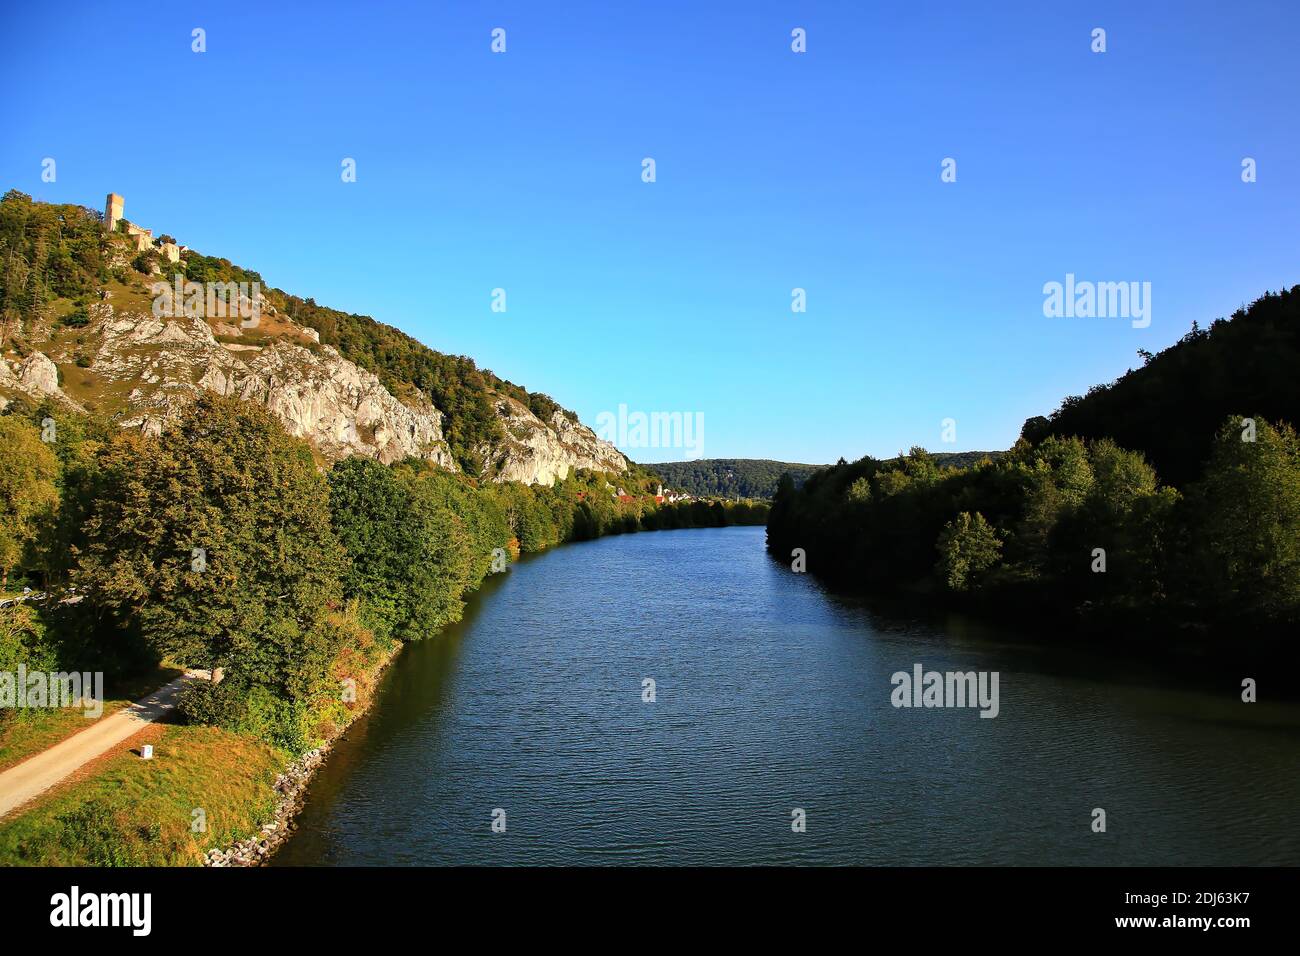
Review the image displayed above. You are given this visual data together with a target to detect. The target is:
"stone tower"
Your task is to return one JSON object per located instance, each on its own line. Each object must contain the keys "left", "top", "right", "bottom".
{"left": 104, "top": 193, "right": 124, "bottom": 233}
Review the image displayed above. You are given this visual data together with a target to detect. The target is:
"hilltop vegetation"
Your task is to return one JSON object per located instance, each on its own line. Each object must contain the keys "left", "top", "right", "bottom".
{"left": 0, "top": 193, "right": 107, "bottom": 345}
{"left": 0, "top": 190, "right": 581, "bottom": 475}
{"left": 768, "top": 287, "right": 1300, "bottom": 656}
{"left": 649, "top": 459, "right": 826, "bottom": 499}
{"left": 1023, "top": 286, "right": 1300, "bottom": 486}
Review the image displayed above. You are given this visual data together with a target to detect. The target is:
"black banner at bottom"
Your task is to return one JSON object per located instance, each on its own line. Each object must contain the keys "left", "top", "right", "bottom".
{"left": 0, "top": 865, "right": 1283, "bottom": 943}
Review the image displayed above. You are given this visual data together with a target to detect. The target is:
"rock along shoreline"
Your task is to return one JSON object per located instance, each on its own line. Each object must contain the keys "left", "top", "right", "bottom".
{"left": 203, "top": 644, "right": 402, "bottom": 868}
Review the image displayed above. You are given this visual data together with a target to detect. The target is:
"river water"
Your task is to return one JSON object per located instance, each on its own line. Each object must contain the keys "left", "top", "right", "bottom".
{"left": 275, "top": 526, "right": 1300, "bottom": 865}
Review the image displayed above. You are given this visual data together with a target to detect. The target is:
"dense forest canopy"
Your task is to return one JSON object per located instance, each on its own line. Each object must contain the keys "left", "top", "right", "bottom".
{"left": 649, "top": 459, "right": 827, "bottom": 499}
{"left": 769, "top": 287, "right": 1300, "bottom": 656}
{"left": 1023, "top": 286, "right": 1300, "bottom": 487}
{"left": 651, "top": 453, "right": 998, "bottom": 500}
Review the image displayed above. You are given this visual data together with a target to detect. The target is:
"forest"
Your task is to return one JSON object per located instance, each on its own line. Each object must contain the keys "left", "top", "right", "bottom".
{"left": 650, "top": 459, "right": 827, "bottom": 499}
{"left": 767, "top": 287, "right": 1300, "bottom": 657}
{"left": 651, "top": 453, "right": 998, "bottom": 500}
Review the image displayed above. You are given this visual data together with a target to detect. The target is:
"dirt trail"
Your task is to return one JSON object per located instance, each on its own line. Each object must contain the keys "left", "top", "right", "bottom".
{"left": 0, "top": 670, "right": 207, "bottom": 820}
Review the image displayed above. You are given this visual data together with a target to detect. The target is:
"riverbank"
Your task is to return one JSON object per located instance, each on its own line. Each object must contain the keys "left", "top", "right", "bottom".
{"left": 0, "top": 618, "right": 404, "bottom": 865}
{"left": 201, "top": 638, "right": 402, "bottom": 866}
{"left": 214, "top": 520, "right": 766, "bottom": 866}
{"left": 779, "top": 554, "right": 1300, "bottom": 695}
{"left": 0, "top": 518, "right": 757, "bottom": 866}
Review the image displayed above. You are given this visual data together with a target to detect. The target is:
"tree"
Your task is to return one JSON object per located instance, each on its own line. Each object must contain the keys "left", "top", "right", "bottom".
{"left": 398, "top": 469, "right": 474, "bottom": 631}
{"left": 328, "top": 457, "right": 419, "bottom": 642}
{"left": 76, "top": 394, "right": 347, "bottom": 703}
{"left": 1015, "top": 436, "right": 1094, "bottom": 571}
{"left": 328, "top": 457, "right": 478, "bottom": 642}
{"left": 1188, "top": 417, "right": 1300, "bottom": 620}
{"left": 936, "top": 512, "right": 1003, "bottom": 592}
{"left": 0, "top": 416, "right": 60, "bottom": 586}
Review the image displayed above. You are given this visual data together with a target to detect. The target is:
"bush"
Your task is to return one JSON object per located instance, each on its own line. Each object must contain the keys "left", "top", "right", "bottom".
{"left": 178, "top": 678, "right": 312, "bottom": 753}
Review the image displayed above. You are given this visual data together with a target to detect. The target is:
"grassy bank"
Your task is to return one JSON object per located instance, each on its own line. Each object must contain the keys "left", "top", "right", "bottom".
{"left": 0, "top": 641, "right": 398, "bottom": 866}
{"left": 0, "top": 723, "right": 285, "bottom": 865}
{"left": 0, "top": 665, "right": 181, "bottom": 773}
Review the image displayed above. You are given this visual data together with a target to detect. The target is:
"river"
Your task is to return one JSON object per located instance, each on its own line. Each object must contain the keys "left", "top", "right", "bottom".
{"left": 274, "top": 526, "right": 1300, "bottom": 865}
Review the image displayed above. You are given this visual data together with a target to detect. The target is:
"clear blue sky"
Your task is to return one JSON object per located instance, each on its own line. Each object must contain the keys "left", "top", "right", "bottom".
{"left": 2, "top": 1, "right": 1297, "bottom": 464}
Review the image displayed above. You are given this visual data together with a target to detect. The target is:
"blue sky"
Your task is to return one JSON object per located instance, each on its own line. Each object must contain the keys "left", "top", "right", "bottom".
{"left": 2, "top": 1, "right": 1297, "bottom": 464}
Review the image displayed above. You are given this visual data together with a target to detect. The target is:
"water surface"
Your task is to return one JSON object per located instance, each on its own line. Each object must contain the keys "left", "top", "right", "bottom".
{"left": 276, "top": 526, "right": 1300, "bottom": 865}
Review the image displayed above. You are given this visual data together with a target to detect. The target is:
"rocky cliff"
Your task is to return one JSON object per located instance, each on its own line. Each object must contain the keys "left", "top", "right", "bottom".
{"left": 480, "top": 393, "right": 628, "bottom": 485}
{"left": 0, "top": 192, "right": 630, "bottom": 484}
{"left": 23, "top": 302, "right": 459, "bottom": 468}
{"left": 3, "top": 299, "right": 628, "bottom": 483}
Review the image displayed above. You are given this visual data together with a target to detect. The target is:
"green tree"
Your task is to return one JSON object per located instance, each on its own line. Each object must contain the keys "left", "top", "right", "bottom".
{"left": 327, "top": 457, "right": 420, "bottom": 642}
{"left": 936, "top": 511, "right": 1002, "bottom": 592}
{"left": 1188, "top": 417, "right": 1300, "bottom": 619}
{"left": 327, "top": 456, "right": 482, "bottom": 642}
{"left": 398, "top": 469, "right": 475, "bottom": 630}
{"left": 0, "top": 416, "right": 60, "bottom": 587}
{"left": 76, "top": 394, "right": 347, "bottom": 703}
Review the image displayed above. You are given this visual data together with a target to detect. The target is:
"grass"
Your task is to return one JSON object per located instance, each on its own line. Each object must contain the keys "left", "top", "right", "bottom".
{"left": 0, "top": 665, "right": 183, "bottom": 773}
{"left": 0, "top": 723, "right": 286, "bottom": 866}
{"left": 0, "top": 617, "right": 401, "bottom": 865}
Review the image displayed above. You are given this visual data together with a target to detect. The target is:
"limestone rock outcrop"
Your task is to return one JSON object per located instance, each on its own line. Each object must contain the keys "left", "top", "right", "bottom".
{"left": 17, "top": 352, "right": 61, "bottom": 394}
{"left": 479, "top": 393, "right": 627, "bottom": 485}
{"left": 0, "top": 350, "right": 84, "bottom": 412}
{"left": 81, "top": 306, "right": 457, "bottom": 468}
{"left": 11, "top": 303, "right": 627, "bottom": 483}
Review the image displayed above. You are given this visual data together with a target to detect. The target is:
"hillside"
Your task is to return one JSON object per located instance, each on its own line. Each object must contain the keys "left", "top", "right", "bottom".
{"left": 767, "top": 286, "right": 1300, "bottom": 652}
{"left": 1023, "top": 286, "right": 1300, "bottom": 486}
{"left": 0, "top": 190, "right": 627, "bottom": 484}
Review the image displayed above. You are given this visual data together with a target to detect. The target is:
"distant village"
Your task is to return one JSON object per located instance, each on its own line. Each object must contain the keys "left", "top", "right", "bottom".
{"left": 579, "top": 483, "right": 695, "bottom": 505}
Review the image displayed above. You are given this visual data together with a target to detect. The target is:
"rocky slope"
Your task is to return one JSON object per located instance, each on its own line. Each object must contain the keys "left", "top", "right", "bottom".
{"left": 2, "top": 296, "right": 627, "bottom": 484}
{"left": 0, "top": 350, "right": 84, "bottom": 411}
{"left": 0, "top": 192, "right": 629, "bottom": 483}
{"left": 479, "top": 393, "right": 628, "bottom": 486}
{"left": 9, "top": 300, "right": 459, "bottom": 468}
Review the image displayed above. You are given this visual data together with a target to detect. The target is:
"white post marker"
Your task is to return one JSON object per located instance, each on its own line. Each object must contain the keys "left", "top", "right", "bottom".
{"left": 141, "top": 744, "right": 154, "bottom": 760}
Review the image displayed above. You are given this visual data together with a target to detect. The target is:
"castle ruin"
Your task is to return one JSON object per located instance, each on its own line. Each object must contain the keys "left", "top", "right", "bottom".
{"left": 104, "top": 193, "right": 183, "bottom": 263}
{"left": 104, "top": 193, "right": 124, "bottom": 233}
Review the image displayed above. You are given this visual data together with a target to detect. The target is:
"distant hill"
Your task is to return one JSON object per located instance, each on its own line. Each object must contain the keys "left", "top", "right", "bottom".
{"left": 650, "top": 453, "right": 998, "bottom": 499}
{"left": 648, "top": 459, "right": 825, "bottom": 499}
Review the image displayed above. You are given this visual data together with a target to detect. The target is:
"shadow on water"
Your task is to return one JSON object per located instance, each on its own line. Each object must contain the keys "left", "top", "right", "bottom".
{"left": 275, "top": 526, "right": 1300, "bottom": 866}
{"left": 778, "top": 547, "right": 1295, "bottom": 716}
